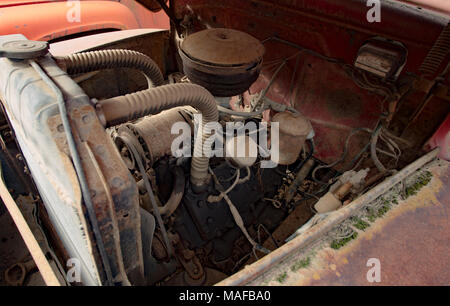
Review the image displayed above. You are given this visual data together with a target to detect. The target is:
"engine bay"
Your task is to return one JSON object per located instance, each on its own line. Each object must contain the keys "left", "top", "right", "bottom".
{"left": 0, "top": 0, "right": 448, "bottom": 286}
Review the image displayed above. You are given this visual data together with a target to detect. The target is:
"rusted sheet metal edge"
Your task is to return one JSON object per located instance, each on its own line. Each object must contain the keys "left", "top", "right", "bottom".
{"left": 0, "top": 176, "right": 62, "bottom": 286}
{"left": 285, "top": 161, "right": 449, "bottom": 285}
{"left": 216, "top": 148, "right": 440, "bottom": 286}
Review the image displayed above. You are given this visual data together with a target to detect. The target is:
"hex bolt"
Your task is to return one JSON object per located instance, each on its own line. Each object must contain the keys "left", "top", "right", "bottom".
{"left": 111, "top": 177, "right": 124, "bottom": 188}
{"left": 82, "top": 114, "right": 91, "bottom": 124}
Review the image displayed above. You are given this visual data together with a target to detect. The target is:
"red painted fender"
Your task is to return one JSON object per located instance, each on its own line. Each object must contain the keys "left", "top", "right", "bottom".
{"left": 398, "top": 0, "right": 450, "bottom": 15}
{"left": 425, "top": 114, "right": 450, "bottom": 161}
{"left": 0, "top": 1, "right": 144, "bottom": 41}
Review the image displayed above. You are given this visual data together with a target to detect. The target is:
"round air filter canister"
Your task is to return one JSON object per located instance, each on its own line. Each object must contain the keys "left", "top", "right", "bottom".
{"left": 272, "top": 112, "right": 312, "bottom": 165}
{"left": 179, "top": 28, "right": 265, "bottom": 97}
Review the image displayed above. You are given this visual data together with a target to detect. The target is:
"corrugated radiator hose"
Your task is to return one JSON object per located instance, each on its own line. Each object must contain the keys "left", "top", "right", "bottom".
{"left": 97, "top": 83, "right": 219, "bottom": 188}
{"left": 55, "top": 49, "right": 164, "bottom": 87}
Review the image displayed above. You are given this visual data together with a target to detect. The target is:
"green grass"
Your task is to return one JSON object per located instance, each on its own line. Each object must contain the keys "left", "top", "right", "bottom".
{"left": 330, "top": 232, "right": 358, "bottom": 250}
{"left": 404, "top": 170, "right": 433, "bottom": 199}
{"left": 377, "top": 203, "right": 390, "bottom": 217}
{"left": 352, "top": 217, "right": 370, "bottom": 231}
{"left": 367, "top": 207, "right": 377, "bottom": 222}
{"left": 276, "top": 271, "right": 287, "bottom": 283}
{"left": 291, "top": 257, "right": 311, "bottom": 272}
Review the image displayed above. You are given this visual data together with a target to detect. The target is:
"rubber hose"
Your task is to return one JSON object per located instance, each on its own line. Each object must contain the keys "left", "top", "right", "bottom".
{"left": 55, "top": 49, "right": 164, "bottom": 87}
{"left": 98, "top": 83, "right": 219, "bottom": 188}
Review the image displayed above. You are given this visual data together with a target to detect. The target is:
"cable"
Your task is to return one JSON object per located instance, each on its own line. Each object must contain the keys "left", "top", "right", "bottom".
{"left": 208, "top": 168, "right": 241, "bottom": 203}
{"left": 293, "top": 139, "right": 315, "bottom": 174}
{"left": 257, "top": 224, "right": 279, "bottom": 248}
{"left": 208, "top": 167, "right": 270, "bottom": 255}
{"left": 261, "top": 36, "right": 343, "bottom": 64}
{"left": 252, "top": 59, "right": 289, "bottom": 111}
{"left": 380, "top": 130, "right": 401, "bottom": 159}
{"left": 284, "top": 52, "right": 303, "bottom": 108}
{"left": 263, "top": 197, "right": 282, "bottom": 209}
{"left": 370, "top": 125, "right": 402, "bottom": 172}
{"left": 370, "top": 124, "right": 387, "bottom": 173}
{"left": 231, "top": 252, "right": 252, "bottom": 272}
{"left": 218, "top": 168, "right": 238, "bottom": 183}
{"left": 348, "top": 144, "right": 370, "bottom": 171}
{"left": 261, "top": 51, "right": 302, "bottom": 69}
{"left": 208, "top": 167, "right": 251, "bottom": 203}
{"left": 217, "top": 105, "right": 265, "bottom": 118}
{"left": 262, "top": 36, "right": 400, "bottom": 111}
{"left": 311, "top": 127, "right": 372, "bottom": 184}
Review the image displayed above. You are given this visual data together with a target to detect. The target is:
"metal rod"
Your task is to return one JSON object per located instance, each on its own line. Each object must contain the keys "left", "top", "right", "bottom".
{"left": 0, "top": 169, "right": 61, "bottom": 286}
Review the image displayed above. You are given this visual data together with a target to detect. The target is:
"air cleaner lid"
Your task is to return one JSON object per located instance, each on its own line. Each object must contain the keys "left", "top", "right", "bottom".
{"left": 180, "top": 28, "right": 264, "bottom": 66}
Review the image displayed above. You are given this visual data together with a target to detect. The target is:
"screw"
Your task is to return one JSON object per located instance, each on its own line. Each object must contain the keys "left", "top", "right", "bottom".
{"left": 81, "top": 114, "right": 91, "bottom": 124}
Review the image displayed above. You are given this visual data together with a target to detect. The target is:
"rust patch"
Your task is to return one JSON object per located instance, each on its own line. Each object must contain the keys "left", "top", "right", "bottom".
{"left": 288, "top": 161, "right": 450, "bottom": 286}
{"left": 324, "top": 88, "right": 364, "bottom": 119}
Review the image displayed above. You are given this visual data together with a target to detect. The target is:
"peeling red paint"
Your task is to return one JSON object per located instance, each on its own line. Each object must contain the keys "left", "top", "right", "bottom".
{"left": 294, "top": 162, "right": 450, "bottom": 285}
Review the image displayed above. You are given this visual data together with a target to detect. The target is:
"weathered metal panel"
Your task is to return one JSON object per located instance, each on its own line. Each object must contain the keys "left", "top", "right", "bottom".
{"left": 0, "top": 35, "right": 99, "bottom": 285}
{"left": 289, "top": 159, "right": 450, "bottom": 285}
{"left": 0, "top": 34, "right": 143, "bottom": 285}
